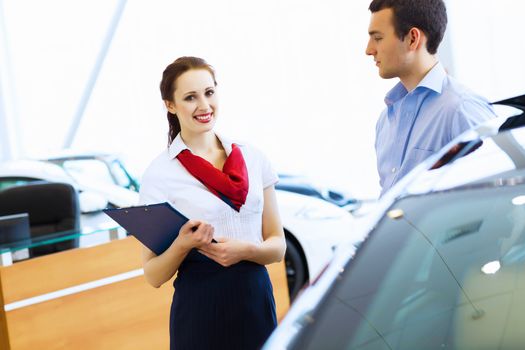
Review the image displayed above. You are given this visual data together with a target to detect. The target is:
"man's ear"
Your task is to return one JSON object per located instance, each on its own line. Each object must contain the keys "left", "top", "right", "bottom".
{"left": 164, "top": 100, "right": 176, "bottom": 114}
{"left": 407, "top": 27, "right": 424, "bottom": 51}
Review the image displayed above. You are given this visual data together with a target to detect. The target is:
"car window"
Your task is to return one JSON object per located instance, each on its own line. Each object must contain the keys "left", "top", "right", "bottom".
{"left": 295, "top": 183, "right": 525, "bottom": 349}
{"left": 109, "top": 160, "right": 132, "bottom": 188}
{"left": 61, "top": 159, "right": 115, "bottom": 187}
{"left": 0, "top": 178, "right": 37, "bottom": 191}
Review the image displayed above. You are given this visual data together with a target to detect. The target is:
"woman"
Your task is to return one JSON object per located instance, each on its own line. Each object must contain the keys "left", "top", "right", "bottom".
{"left": 139, "top": 56, "right": 286, "bottom": 350}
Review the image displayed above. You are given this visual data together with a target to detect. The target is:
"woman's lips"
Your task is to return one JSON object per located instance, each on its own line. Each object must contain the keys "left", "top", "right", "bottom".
{"left": 194, "top": 113, "right": 212, "bottom": 123}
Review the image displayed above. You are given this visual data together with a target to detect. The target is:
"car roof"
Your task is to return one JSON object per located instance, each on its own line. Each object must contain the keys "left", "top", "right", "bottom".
{"left": 0, "top": 160, "right": 77, "bottom": 185}
{"left": 39, "top": 149, "right": 116, "bottom": 162}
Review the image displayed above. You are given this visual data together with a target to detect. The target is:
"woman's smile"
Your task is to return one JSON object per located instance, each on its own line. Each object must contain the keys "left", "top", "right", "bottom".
{"left": 194, "top": 112, "right": 213, "bottom": 123}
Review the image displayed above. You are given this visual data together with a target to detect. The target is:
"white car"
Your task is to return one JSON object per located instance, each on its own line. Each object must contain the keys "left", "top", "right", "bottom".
{"left": 275, "top": 190, "right": 360, "bottom": 299}
{"left": 0, "top": 157, "right": 360, "bottom": 300}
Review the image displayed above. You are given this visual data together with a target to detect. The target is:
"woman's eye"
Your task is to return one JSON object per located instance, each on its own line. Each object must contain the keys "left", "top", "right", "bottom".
{"left": 184, "top": 95, "right": 195, "bottom": 101}
{"left": 205, "top": 90, "right": 215, "bottom": 96}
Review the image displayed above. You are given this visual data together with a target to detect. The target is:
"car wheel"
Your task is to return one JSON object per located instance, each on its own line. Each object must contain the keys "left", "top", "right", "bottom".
{"left": 285, "top": 237, "right": 307, "bottom": 301}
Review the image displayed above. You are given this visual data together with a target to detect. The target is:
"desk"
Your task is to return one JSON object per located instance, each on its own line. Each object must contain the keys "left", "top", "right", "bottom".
{"left": 0, "top": 230, "right": 289, "bottom": 349}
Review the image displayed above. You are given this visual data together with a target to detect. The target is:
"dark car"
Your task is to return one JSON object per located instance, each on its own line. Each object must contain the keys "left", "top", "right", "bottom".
{"left": 264, "top": 95, "right": 525, "bottom": 350}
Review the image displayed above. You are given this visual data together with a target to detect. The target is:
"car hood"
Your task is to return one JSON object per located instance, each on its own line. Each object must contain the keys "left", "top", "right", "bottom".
{"left": 76, "top": 180, "right": 139, "bottom": 208}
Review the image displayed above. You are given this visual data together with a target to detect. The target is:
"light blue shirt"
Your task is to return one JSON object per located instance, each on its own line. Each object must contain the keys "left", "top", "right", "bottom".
{"left": 375, "top": 62, "right": 496, "bottom": 196}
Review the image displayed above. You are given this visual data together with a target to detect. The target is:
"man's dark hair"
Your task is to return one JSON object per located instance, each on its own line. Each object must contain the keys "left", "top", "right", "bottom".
{"left": 369, "top": 0, "right": 447, "bottom": 54}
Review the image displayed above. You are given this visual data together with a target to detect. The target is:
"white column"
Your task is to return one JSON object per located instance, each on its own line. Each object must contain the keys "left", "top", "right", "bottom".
{"left": 438, "top": 0, "right": 456, "bottom": 77}
{"left": 0, "top": 0, "right": 21, "bottom": 161}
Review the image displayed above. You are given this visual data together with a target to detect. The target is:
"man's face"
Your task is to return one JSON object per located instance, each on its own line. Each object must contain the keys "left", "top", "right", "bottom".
{"left": 365, "top": 8, "right": 411, "bottom": 79}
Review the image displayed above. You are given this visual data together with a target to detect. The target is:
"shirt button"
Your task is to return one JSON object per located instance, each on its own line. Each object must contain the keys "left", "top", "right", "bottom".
{"left": 391, "top": 167, "right": 396, "bottom": 173}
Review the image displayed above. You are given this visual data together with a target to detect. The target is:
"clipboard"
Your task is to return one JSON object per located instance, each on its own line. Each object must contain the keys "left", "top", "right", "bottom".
{"left": 103, "top": 202, "right": 189, "bottom": 256}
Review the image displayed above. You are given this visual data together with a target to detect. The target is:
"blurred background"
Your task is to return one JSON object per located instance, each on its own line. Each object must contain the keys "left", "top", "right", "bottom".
{"left": 1, "top": 0, "right": 524, "bottom": 200}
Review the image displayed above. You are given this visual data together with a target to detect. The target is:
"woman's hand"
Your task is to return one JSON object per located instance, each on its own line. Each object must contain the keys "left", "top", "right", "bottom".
{"left": 198, "top": 185, "right": 286, "bottom": 267}
{"left": 174, "top": 219, "right": 215, "bottom": 252}
{"left": 198, "top": 237, "right": 255, "bottom": 267}
{"left": 142, "top": 219, "right": 214, "bottom": 288}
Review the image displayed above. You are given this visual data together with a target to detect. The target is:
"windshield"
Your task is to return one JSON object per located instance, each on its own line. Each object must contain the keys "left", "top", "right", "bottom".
{"left": 108, "top": 160, "right": 132, "bottom": 188}
{"left": 61, "top": 159, "right": 116, "bottom": 187}
{"left": 294, "top": 183, "right": 525, "bottom": 349}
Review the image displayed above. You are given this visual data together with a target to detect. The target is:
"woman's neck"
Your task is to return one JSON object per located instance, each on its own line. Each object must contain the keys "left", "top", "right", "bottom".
{"left": 180, "top": 131, "right": 227, "bottom": 169}
{"left": 180, "top": 131, "right": 223, "bottom": 155}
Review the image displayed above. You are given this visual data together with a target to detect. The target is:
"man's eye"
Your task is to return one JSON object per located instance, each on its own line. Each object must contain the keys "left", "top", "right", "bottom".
{"left": 374, "top": 37, "right": 382, "bottom": 42}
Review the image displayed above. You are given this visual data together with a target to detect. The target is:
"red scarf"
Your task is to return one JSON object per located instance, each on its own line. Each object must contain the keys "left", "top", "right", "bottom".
{"left": 176, "top": 144, "right": 249, "bottom": 211}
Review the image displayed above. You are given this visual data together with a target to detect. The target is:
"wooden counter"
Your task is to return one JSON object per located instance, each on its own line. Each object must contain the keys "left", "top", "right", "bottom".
{"left": 0, "top": 237, "right": 289, "bottom": 349}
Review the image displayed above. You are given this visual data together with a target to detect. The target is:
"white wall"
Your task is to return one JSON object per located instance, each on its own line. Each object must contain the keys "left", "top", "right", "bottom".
{"left": 446, "top": 0, "right": 525, "bottom": 101}
{"left": 3, "top": 0, "right": 387, "bottom": 198}
{"left": 2, "top": 0, "right": 524, "bottom": 200}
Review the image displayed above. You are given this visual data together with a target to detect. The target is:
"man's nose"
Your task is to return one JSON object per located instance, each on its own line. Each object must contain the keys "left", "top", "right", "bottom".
{"left": 365, "top": 41, "right": 375, "bottom": 56}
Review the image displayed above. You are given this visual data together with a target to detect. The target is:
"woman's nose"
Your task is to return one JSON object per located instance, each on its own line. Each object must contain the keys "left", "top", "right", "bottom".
{"left": 197, "top": 97, "right": 210, "bottom": 110}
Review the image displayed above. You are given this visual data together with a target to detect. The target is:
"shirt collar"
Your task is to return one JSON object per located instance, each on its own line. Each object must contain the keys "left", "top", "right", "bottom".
{"left": 168, "top": 132, "right": 240, "bottom": 159}
{"left": 384, "top": 82, "right": 408, "bottom": 106}
{"left": 416, "top": 61, "right": 446, "bottom": 94}
{"left": 384, "top": 61, "right": 446, "bottom": 106}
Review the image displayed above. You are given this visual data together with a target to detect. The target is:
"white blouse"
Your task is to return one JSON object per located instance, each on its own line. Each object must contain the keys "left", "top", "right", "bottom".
{"left": 139, "top": 134, "right": 278, "bottom": 244}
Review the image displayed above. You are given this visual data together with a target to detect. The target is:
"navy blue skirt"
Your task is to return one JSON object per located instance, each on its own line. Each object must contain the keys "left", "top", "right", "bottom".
{"left": 170, "top": 250, "right": 277, "bottom": 350}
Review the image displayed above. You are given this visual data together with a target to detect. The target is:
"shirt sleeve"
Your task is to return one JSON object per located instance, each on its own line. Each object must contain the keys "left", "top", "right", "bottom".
{"left": 257, "top": 148, "right": 279, "bottom": 189}
{"left": 138, "top": 167, "right": 165, "bottom": 205}
{"left": 449, "top": 97, "right": 496, "bottom": 140}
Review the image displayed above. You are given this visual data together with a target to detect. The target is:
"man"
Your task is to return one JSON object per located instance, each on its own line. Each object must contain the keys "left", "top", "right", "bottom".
{"left": 366, "top": 0, "right": 496, "bottom": 195}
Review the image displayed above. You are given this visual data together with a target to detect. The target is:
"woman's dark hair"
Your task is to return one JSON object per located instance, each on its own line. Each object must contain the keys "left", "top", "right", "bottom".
{"left": 368, "top": 0, "right": 447, "bottom": 55}
{"left": 159, "top": 56, "right": 217, "bottom": 146}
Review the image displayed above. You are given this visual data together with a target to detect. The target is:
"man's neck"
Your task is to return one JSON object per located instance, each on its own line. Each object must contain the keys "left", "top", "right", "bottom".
{"left": 400, "top": 55, "right": 439, "bottom": 92}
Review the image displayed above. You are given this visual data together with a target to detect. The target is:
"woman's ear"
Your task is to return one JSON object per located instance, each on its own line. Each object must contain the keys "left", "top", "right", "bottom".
{"left": 164, "top": 100, "right": 177, "bottom": 114}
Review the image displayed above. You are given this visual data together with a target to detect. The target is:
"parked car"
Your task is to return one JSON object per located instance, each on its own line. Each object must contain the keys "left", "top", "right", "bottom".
{"left": 42, "top": 151, "right": 365, "bottom": 213}
{"left": 43, "top": 150, "right": 140, "bottom": 192}
{"left": 264, "top": 94, "right": 525, "bottom": 349}
{"left": 0, "top": 158, "right": 359, "bottom": 300}
{"left": 276, "top": 174, "right": 363, "bottom": 212}
{"left": 0, "top": 160, "right": 138, "bottom": 235}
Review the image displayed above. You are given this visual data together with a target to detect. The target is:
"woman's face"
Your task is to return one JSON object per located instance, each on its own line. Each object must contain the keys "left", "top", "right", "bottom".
{"left": 166, "top": 69, "right": 218, "bottom": 136}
